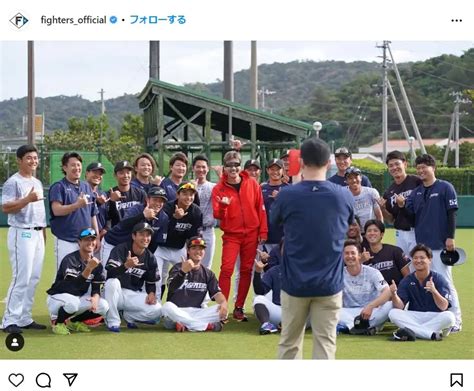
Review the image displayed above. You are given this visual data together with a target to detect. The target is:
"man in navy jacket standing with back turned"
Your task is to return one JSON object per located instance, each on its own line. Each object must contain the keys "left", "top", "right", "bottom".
{"left": 271, "top": 137, "right": 354, "bottom": 360}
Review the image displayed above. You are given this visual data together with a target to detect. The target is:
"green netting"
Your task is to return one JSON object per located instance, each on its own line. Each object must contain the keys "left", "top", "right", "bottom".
{"left": 50, "top": 151, "right": 116, "bottom": 191}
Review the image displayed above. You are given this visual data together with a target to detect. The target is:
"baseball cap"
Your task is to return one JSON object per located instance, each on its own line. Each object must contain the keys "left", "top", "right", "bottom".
{"left": 187, "top": 236, "right": 207, "bottom": 248}
{"left": 78, "top": 227, "right": 97, "bottom": 240}
{"left": 440, "top": 248, "right": 466, "bottom": 266}
{"left": 177, "top": 182, "right": 197, "bottom": 193}
{"left": 345, "top": 166, "right": 362, "bottom": 177}
{"left": 266, "top": 158, "right": 284, "bottom": 169}
{"left": 114, "top": 160, "right": 133, "bottom": 173}
{"left": 349, "top": 315, "right": 374, "bottom": 335}
{"left": 335, "top": 147, "right": 352, "bottom": 158}
{"left": 244, "top": 159, "right": 261, "bottom": 170}
{"left": 132, "top": 222, "right": 154, "bottom": 234}
{"left": 86, "top": 162, "right": 106, "bottom": 173}
{"left": 147, "top": 186, "right": 167, "bottom": 200}
{"left": 280, "top": 150, "right": 290, "bottom": 159}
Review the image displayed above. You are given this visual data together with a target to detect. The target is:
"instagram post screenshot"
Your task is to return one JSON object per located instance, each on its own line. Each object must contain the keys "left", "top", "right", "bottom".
{"left": 0, "top": 0, "right": 473, "bottom": 390}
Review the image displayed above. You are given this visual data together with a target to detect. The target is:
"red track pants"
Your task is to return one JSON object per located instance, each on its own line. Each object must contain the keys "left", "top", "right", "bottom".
{"left": 218, "top": 232, "right": 258, "bottom": 308}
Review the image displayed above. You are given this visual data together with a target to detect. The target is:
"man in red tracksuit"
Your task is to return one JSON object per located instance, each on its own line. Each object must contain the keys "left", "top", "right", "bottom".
{"left": 212, "top": 151, "right": 268, "bottom": 321}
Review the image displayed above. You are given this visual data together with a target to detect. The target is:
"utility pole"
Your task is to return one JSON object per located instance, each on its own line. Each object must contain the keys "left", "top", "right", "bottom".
{"left": 223, "top": 41, "right": 234, "bottom": 101}
{"left": 27, "top": 41, "right": 35, "bottom": 145}
{"left": 387, "top": 79, "right": 411, "bottom": 144}
{"left": 257, "top": 87, "right": 276, "bottom": 110}
{"left": 149, "top": 41, "right": 160, "bottom": 79}
{"left": 449, "top": 91, "right": 471, "bottom": 168}
{"left": 443, "top": 113, "right": 455, "bottom": 165}
{"left": 250, "top": 41, "right": 258, "bottom": 109}
{"left": 387, "top": 42, "right": 426, "bottom": 154}
{"left": 381, "top": 41, "right": 388, "bottom": 162}
{"left": 98, "top": 88, "right": 105, "bottom": 162}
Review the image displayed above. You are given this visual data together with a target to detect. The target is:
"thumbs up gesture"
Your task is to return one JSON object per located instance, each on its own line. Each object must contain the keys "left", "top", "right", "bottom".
{"left": 180, "top": 256, "right": 195, "bottom": 273}
{"left": 424, "top": 277, "right": 437, "bottom": 294}
{"left": 26, "top": 186, "right": 44, "bottom": 203}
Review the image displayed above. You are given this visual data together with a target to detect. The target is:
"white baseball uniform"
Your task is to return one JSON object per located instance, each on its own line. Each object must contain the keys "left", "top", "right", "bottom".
{"left": 1, "top": 173, "right": 46, "bottom": 329}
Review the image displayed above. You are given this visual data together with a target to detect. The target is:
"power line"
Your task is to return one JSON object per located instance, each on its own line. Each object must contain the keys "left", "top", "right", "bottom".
{"left": 413, "top": 69, "right": 474, "bottom": 89}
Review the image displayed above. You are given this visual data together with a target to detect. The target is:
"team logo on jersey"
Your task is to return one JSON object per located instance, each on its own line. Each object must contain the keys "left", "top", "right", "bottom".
{"left": 449, "top": 199, "right": 458, "bottom": 206}
{"left": 175, "top": 222, "right": 192, "bottom": 231}
{"left": 178, "top": 280, "right": 207, "bottom": 291}
{"left": 429, "top": 193, "right": 439, "bottom": 198}
{"left": 125, "top": 267, "right": 146, "bottom": 277}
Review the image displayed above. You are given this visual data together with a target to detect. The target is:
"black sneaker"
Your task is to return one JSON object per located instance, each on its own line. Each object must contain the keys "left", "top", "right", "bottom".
{"left": 392, "top": 327, "right": 416, "bottom": 341}
{"left": 431, "top": 332, "right": 443, "bottom": 341}
{"left": 232, "top": 307, "right": 248, "bottom": 322}
{"left": 21, "top": 321, "right": 47, "bottom": 330}
{"left": 3, "top": 324, "right": 22, "bottom": 334}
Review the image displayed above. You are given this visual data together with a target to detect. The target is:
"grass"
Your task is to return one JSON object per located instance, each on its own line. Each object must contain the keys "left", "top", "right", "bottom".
{"left": 0, "top": 228, "right": 472, "bottom": 359}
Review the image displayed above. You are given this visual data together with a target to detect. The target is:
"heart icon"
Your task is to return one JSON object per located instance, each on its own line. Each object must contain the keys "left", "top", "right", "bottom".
{"left": 8, "top": 373, "right": 24, "bottom": 387}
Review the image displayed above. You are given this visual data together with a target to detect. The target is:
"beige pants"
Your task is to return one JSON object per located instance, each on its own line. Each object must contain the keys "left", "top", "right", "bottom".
{"left": 278, "top": 290, "right": 342, "bottom": 360}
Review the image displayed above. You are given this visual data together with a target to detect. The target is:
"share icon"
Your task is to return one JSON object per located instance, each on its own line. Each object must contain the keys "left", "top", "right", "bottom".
{"left": 63, "top": 373, "right": 78, "bottom": 387}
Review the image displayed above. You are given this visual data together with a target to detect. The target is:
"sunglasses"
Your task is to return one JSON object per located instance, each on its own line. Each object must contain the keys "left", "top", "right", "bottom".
{"left": 179, "top": 183, "right": 196, "bottom": 191}
{"left": 188, "top": 238, "right": 206, "bottom": 247}
{"left": 224, "top": 162, "right": 241, "bottom": 168}
{"left": 79, "top": 228, "right": 96, "bottom": 239}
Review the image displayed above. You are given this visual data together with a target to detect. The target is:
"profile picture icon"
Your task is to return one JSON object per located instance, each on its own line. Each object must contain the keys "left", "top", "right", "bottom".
{"left": 5, "top": 333, "right": 25, "bottom": 352}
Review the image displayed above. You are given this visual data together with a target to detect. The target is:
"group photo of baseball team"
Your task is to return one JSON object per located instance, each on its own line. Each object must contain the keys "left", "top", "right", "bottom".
{"left": 0, "top": 137, "right": 470, "bottom": 359}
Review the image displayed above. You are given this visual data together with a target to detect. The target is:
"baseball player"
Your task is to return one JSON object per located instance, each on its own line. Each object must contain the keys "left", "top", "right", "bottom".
{"left": 46, "top": 228, "right": 109, "bottom": 335}
{"left": 160, "top": 152, "right": 189, "bottom": 202}
{"left": 345, "top": 166, "right": 383, "bottom": 231}
{"left": 192, "top": 155, "right": 216, "bottom": 269}
{"left": 362, "top": 219, "right": 410, "bottom": 285}
{"left": 102, "top": 186, "right": 169, "bottom": 266}
{"left": 253, "top": 252, "right": 282, "bottom": 335}
{"left": 378, "top": 150, "right": 422, "bottom": 257}
{"left": 389, "top": 244, "right": 455, "bottom": 341}
{"left": 337, "top": 239, "right": 392, "bottom": 335}
{"left": 244, "top": 159, "right": 262, "bottom": 183}
{"left": 401, "top": 154, "right": 462, "bottom": 331}
{"left": 85, "top": 162, "right": 108, "bottom": 241}
{"left": 131, "top": 152, "right": 162, "bottom": 193}
{"left": 260, "top": 158, "right": 288, "bottom": 253}
{"left": 161, "top": 236, "right": 227, "bottom": 332}
{"left": 49, "top": 152, "right": 100, "bottom": 270}
{"left": 1, "top": 145, "right": 47, "bottom": 334}
{"left": 104, "top": 222, "right": 162, "bottom": 332}
{"left": 155, "top": 182, "right": 203, "bottom": 300}
{"left": 107, "top": 160, "right": 147, "bottom": 227}
{"left": 328, "top": 147, "right": 372, "bottom": 187}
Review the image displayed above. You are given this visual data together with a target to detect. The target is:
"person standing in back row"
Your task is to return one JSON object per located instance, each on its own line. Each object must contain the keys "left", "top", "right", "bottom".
{"left": 1, "top": 144, "right": 47, "bottom": 334}
{"left": 378, "top": 150, "right": 421, "bottom": 258}
{"left": 400, "top": 154, "right": 462, "bottom": 332}
{"left": 49, "top": 152, "right": 100, "bottom": 270}
{"left": 271, "top": 137, "right": 354, "bottom": 360}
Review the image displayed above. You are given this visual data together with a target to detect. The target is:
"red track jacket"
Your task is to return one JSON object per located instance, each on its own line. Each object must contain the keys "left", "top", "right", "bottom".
{"left": 212, "top": 171, "right": 268, "bottom": 240}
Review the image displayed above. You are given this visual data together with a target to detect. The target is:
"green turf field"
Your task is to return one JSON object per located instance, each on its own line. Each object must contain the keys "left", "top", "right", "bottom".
{"left": 0, "top": 228, "right": 472, "bottom": 359}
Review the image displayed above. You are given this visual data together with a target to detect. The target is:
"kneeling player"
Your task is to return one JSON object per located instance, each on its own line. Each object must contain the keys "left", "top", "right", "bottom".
{"left": 389, "top": 244, "right": 455, "bottom": 341}
{"left": 104, "top": 222, "right": 162, "bottom": 332}
{"left": 161, "top": 237, "right": 228, "bottom": 332}
{"left": 338, "top": 239, "right": 392, "bottom": 335}
{"left": 46, "top": 228, "right": 109, "bottom": 335}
